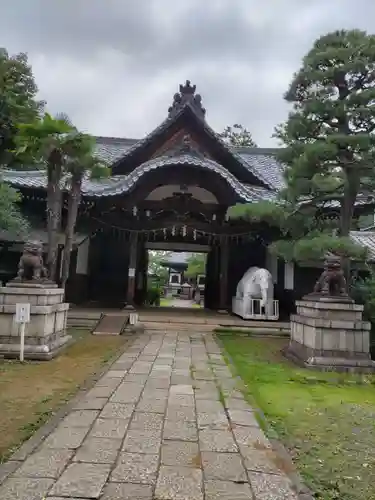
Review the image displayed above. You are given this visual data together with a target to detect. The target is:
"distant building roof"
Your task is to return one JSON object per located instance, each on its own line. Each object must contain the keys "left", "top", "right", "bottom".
{"left": 350, "top": 231, "right": 375, "bottom": 261}
{"left": 161, "top": 252, "right": 190, "bottom": 271}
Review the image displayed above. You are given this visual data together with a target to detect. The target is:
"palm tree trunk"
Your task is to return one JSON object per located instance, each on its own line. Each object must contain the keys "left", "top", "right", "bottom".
{"left": 47, "top": 156, "right": 62, "bottom": 281}
{"left": 61, "top": 174, "right": 82, "bottom": 290}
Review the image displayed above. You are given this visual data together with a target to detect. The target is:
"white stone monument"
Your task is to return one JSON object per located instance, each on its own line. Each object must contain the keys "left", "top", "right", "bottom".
{"left": 0, "top": 240, "right": 70, "bottom": 360}
{"left": 232, "top": 266, "right": 279, "bottom": 320}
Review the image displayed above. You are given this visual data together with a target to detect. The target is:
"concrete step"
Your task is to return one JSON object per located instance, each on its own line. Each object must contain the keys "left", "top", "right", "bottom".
{"left": 142, "top": 321, "right": 215, "bottom": 332}
{"left": 67, "top": 309, "right": 291, "bottom": 335}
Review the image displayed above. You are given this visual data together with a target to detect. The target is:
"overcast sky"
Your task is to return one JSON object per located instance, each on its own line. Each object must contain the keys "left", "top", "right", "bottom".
{"left": 2, "top": 1, "right": 375, "bottom": 146}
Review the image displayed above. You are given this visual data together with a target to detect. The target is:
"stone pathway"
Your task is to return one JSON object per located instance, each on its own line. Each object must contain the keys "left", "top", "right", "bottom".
{"left": 168, "top": 298, "right": 196, "bottom": 308}
{"left": 0, "top": 331, "right": 300, "bottom": 499}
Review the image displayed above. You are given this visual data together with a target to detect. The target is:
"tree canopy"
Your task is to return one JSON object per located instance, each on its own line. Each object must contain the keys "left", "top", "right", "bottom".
{"left": 185, "top": 253, "right": 206, "bottom": 278}
{"left": 148, "top": 251, "right": 170, "bottom": 283}
{"left": 0, "top": 49, "right": 43, "bottom": 233}
{"left": 0, "top": 49, "right": 43, "bottom": 167}
{"left": 220, "top": 124, "right": 257, "bottom": 147}
{"left": 230, "top": 29, "right": 375, "bottom": 263}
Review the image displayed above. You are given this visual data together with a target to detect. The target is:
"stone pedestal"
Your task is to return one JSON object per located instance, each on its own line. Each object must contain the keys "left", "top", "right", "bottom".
{"left": 0, "top": 282, "right": 71, "bottom": 360}
{"left": 285, "top": 297, "right": 375, "bottom": 373}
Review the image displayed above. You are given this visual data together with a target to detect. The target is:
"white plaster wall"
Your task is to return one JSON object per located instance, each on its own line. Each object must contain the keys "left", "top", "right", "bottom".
{"left": 266, "top": 248, "right": 278, "bottom": 284}
{"left": 284, "top": 262, "right": 294, "bottom": 290}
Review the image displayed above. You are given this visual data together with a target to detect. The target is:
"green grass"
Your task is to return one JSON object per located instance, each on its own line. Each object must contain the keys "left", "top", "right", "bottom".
{"left": 159, "top": 298, "right": 172, "bottom": 307}
{"left": 0, "top": 328, "right": 127, "bottom": 462}
{"left": 219, "top": 334, "right": 375, "bottom": 500}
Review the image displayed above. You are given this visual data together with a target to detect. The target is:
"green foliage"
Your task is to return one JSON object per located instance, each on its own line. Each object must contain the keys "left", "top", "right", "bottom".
{"left": 220, "top": 124, "right": 257, "bottom": 147}
{"left": 230, "top": 30, "right": 375, "bottom": 264}
{"left": 185, "top": 253, "right": 206, "bottom": 277}
{"left": 229, "top": 200, "right": 366, "bottom": 262}
{"left": 0, "top": 49, "right": 43, "bottom": 167}
{"left": 270, "top": 234, "right": 367, "bottom": 262}
{"left": 0, "top": 181, "right": 28, "bottom": 233}
{"left": 16, "top": 112, "right": 77, "bottom": 166}
{"left": 148, "top": 251, "right": 170, "bottom": 283}
{"left": 220, "top": 335, "right": 375, "bottom": 500}
{"left": 351, "top": 270, "right": 375, "bottom": 356}
{"left": 146, "top": 286, "right": 161, "bottom": 306}
{"left": 275, "top": 29, "right": 375, "bottom": 236}
{"left": 356, "top": 213, "right": 374, "bottom": 229}
{"left": 352, "top": 270, "right": 375, "bottom": 322}
{"left": 228, "top": 201, "right": 288, "bottom": 228}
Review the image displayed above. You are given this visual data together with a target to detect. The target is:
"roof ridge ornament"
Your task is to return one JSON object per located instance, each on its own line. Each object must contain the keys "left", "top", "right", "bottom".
{"left": 165, "top": 134, "right": 205, "bottom": 160}
{"left": 168, "top": 80, "right": 206, "bottom": 120}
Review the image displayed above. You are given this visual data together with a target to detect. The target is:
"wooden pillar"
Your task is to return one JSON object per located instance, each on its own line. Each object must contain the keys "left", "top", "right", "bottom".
{"left": 135, "top": 242, "right": 147, "bottom": 306}
{"left": 219, "top": 238, "right": 229, "bottom": 312}
{"left": 126, "top": 233, "right": 138, "bottom": 308}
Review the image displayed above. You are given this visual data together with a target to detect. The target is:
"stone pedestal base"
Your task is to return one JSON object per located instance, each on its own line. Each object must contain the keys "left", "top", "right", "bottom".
{"left": 285, "top": 297, "right": 375, "bottom": 373}
{"left": 0, "top": 282, "right": 71, "bottom": 360}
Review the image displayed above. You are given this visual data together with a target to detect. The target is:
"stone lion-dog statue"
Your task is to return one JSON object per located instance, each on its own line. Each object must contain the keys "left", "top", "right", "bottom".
{"left": 15, "top": 239, "right": 49, "bottom": 281}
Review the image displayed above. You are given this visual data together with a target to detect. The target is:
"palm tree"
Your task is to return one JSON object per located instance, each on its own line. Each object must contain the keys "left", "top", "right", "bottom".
{"left": 61, "top": 136, "right": 109, "bottom": 289}
{"left": 17, "top": 113, "right": 82, "bottom": 279}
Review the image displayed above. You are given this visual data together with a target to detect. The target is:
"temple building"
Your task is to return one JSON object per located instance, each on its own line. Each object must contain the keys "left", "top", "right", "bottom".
{"left": 160, "top": 252, "right": 189, "bottom": 295}
{"left": 1, "top": 80, "right": 375, "bottom": 316}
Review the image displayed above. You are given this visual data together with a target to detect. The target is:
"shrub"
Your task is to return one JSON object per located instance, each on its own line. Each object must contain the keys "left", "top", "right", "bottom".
{"left": 351, "top": 270, "right": 375, "bottom": 358}
{"left": 147, "top": 286, "right": 161, "bottom": 306}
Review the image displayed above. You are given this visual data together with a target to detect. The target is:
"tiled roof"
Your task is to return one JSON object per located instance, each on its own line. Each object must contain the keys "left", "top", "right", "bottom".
{"left": 162, "top": 251, "right": 190, "bottom": 266}
{"left": 104, "top": 104, "right": 279, "bottom": 190}
{"left": 2, "top": 152, "right": 277, "bottom": 203}
{"left": 0, "top": 228, "right": 87, "bottom": 246}
{"left": 94, "top": 136, "right": 137, "bottom": 163}
{"left": 350, "top": 231, "right": 375, "bottom": 261}
{"left": 236, "top": 148, "right": 286, "bottom": 191}
{"left": 94, "top": 135, "right": 286, "bottom": 192}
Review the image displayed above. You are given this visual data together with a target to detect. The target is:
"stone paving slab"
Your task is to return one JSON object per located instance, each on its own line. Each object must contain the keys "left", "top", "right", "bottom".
{"left": 161, "top": 440, "right": 200, "bottom": 467}
{"left": 0, "top": 330, "right": 306, "bottom": 499}
{"left": 61, "top": 409, "right": 99, "bottom": 427}
{"left": 14, "top": 449, "right": 74, "bottom": 479}
{"left": 49, "top": 462, "right": 111, "bottom": 498}
{"left": 73, "top": 437, "right": 122, "bottom": 464}
{"left": 111, "top": 452, "right": 159, "bottom": 484}
{"left": 101, "top": 482, "right": 153, "bottom": 499}
{"left": 0, "top": 477, "right": 54, "bottom": 500}
{"left": 155, "top": 465, "right": 203, "bottom": 500}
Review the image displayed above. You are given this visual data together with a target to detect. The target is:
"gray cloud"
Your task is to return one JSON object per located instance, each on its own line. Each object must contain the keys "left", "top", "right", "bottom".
{"left": 2, "top": 0, "right": 375, "bottom": 145}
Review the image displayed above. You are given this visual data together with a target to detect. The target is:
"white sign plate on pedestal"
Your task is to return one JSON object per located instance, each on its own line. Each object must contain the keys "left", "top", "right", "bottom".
{"left": 128, "top": 268, "right": 135, "bottom": 278}
{"left": 15, "top": 303, "right": 30, "bottom": 362}
{"left": 15, "top": 303, "right": 31, "bottom": 324}
{"left": 129, "top": 312, "right": 139, "bottom": 325}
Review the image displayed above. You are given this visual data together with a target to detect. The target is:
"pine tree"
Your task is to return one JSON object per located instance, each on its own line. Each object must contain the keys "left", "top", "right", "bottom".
{"left": 276, "top": 29, "right": 375, "bottom": 238}
{"left": 231, "top": 30, "right": 375, "bottom": 264}
{"left": 220, "top": 124, "right": 257, "bottom": 147}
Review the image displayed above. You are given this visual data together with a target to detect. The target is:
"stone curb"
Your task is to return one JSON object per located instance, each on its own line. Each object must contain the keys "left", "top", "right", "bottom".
{"left": 0, "top": 330, "right": 138, "bottom": 485}
{"left": 214, "top": 333, "right": 314, "bottom": 500}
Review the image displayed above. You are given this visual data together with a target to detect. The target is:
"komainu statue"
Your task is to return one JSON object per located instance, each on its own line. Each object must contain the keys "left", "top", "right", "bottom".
{"left": 15, "top": 240, "right": 49, "bottom": 281}
{"left": 313, "top": 255, "right": 348, "bottom": 297}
